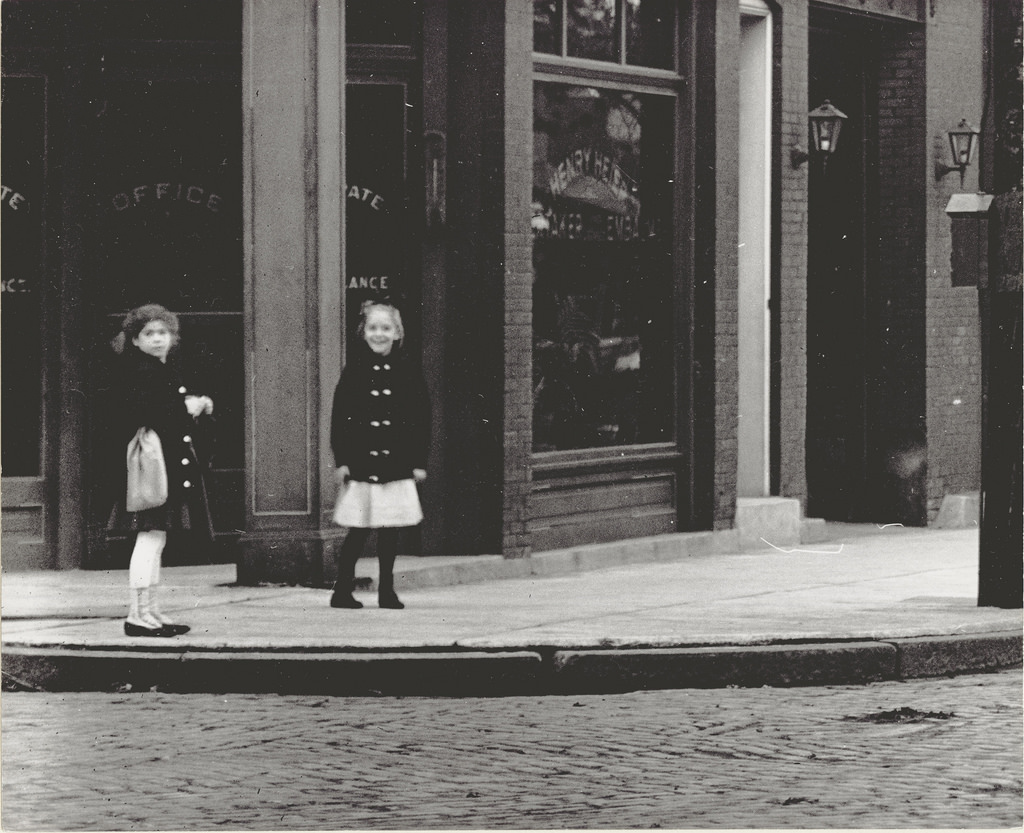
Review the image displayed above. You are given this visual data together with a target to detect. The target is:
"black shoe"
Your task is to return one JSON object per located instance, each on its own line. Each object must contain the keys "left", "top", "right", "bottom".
{"left": 330, "top": 593, "right": 364, "bottom": 609}
{"left": 159, "top": 623, "right": 191, "bottom": 636}
{"left": 124, "top": 621, "right": 175, "bottom": 638}
{"left": 378, "top": 590, "right": 404, "bottom": 609}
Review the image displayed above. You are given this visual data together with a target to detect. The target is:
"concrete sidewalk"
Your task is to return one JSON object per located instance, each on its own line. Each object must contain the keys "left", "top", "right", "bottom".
{"left": 2, "top": 524, "right": 1020, "bottom": 695}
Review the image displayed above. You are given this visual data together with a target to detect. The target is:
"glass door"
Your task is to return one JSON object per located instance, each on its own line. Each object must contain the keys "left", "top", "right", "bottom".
{"left": 85, "top": 59, "right": 243, "bottom": 566}
{"left": 344, "top": 81, "right": 420, "bottom": 360}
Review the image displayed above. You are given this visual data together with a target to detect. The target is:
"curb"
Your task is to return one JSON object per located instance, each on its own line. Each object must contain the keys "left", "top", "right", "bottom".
{"left": 888, "top": 632, "right": 1023, "bottom": 678}
{"left": 0, "top": 648, "right": 545, "bottom": 696}
{"left": 3, "top": 632, "right": 1020, "bottom": 696}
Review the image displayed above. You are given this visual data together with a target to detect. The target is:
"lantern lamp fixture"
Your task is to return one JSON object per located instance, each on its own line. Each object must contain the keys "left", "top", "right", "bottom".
{"left": 935, "top": 118, "right": 980, "bottom": 186}
{"left": 791, "top": 99, "right": 848, "bottom": 168}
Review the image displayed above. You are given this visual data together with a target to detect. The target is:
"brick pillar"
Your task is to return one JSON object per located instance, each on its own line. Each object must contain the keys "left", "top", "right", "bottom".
{"left": 777, "top": 0, "right": 810, "bottom": 508}
{"left": 502, "top": 0, "right": 533, "bottom": 559}
{"left": 925, "top": 0, "right": 985, "bottom": 521}
{"left": 692, "top": 1, "right": 741, "bottom": 531}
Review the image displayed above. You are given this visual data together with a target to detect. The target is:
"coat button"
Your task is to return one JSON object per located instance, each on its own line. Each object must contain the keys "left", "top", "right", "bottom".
{"left": 182, "top": 458, "right": 190, "bottom": 466}
{"left": 178, "top": 386, "right": 187, "bottom": 394}
{"left": 183, "top": 480, "right": 192, "bottom": 488}
{"left": 183, "top": 435, "right": 192, "bottom": 443}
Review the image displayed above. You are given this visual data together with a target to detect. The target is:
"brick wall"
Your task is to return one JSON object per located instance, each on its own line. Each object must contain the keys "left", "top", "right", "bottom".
{"left": 713, "top": 3, "right": 741, "bottom": 530}
{"left": 925, "top": 0, "right": 985, "bottom": 520}
{"left": 691, "top": 1, "right": 740, "bottom": 531}
{"left": 776, "top": 0, "right": 810, "bottom": 508}
{"left": 502, "top": 0, "right": 533, "bottom": 558}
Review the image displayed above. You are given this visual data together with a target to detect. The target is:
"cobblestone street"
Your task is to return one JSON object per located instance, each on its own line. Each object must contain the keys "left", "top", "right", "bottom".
{"left": 3, "top": 670, "right": 1021, "bottom": 829}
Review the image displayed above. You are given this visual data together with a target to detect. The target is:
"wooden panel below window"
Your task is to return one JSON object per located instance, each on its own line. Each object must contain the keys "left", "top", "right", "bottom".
{"left": 0, "top": 538, "right": 50, "bottom": 571}
{"left": 530, "top": 471, "right": 677, "bottom": 551}
{"left": 1, "top": 505, "right": 44, "bottom": 538}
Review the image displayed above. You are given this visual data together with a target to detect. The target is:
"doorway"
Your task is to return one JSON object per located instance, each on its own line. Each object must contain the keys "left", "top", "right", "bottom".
{"left": 74, "top": 5, "right": 244, "bottom": 566}
{"left": 806, "top": 15, "right": 875, "bottom": 521}
{"left": 345, "top": 7, "right": 425, "bottom": 552}
{"left": 806, "top": 10, "right": 927, "bottom": 524}
{"left": 0, "top": 1, "right": 244, "bottom": 569}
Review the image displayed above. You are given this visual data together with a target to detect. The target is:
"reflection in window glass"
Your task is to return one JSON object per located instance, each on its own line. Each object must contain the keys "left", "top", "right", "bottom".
{"left": 533, "top": 0, "right": 561, "bottom": 55}
{"left": 625, "top": 0, "right": 675, "bottom": 69}
{"left": 567, "top": 0, "right": 619, "bottom": 63}
{"left": 532, "top": 82, "right": 674, "bottom": 452}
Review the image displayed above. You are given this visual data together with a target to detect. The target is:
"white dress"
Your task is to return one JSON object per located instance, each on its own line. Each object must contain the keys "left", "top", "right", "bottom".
{"left": 333, "top": 478, "right": 423, "bottom": 528}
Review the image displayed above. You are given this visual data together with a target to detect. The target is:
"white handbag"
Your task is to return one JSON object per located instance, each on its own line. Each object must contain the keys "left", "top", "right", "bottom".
{"left": 126, "top": 428, "right": 169, "bottom": 512}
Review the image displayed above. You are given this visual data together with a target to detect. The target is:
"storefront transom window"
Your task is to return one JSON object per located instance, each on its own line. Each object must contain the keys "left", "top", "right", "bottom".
{"left": 534, "top": 0, "right": 676, "bottom": 70}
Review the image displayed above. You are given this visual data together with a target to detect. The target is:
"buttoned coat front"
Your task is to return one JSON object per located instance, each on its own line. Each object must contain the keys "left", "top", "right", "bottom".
{"left": 106, "top": 348, "right": 215, "bottom": 539}
{"left": 330, "top": 343, "right": 430, "bottom": 484}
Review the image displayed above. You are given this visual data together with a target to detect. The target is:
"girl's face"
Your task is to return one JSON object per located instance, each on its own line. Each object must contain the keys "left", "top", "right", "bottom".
{"left": 133, "top": 320, "right": 173, "bottom": 362}
{"left": 363, "top": 308, "right": 398, "bottom": 356}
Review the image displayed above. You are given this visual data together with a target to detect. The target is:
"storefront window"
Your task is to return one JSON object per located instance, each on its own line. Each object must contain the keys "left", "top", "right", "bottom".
{"left": 1, "top": 76, "right": 45, "bottom": 477}
{"left": 535, "top": 0, "right": 676, "bottom": 70}
{"left": 532, "top": 82, "right": 674, "bottom": 452}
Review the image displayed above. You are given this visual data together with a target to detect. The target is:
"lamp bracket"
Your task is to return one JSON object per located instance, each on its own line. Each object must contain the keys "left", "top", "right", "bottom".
{"left": 934, "top": 158, "right": 966, "bottom": 186}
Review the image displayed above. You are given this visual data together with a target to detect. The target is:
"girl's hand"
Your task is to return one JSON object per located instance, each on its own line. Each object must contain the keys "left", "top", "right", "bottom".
{"left": 413, "top": 468, "right": 428, "bottom": 483}
{"left": 336, "top": 466, "right": 350, "bottom": 484}
{"left": 185, "top": 395, "right": 214, "bottom": 418}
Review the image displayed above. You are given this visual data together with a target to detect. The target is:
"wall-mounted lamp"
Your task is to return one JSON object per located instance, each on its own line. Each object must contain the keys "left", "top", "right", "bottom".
{"left": 935, "top": 118, "right": 980, "bottom": 186}
{"left": 791, "top": 99, "right": 848, "bottom": 169}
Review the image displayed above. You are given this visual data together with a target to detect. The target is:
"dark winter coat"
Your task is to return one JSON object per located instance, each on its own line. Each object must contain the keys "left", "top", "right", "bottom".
{"left": 330, "top": 342, "right": 430, "bottom": 484}
{"left": 106, "top": 348, "right": 215, "bottom": 540}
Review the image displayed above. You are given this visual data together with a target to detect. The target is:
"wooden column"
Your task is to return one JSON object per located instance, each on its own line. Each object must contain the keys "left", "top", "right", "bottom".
{"left": 238, "top": 0, "right": 345, "bottom": 585}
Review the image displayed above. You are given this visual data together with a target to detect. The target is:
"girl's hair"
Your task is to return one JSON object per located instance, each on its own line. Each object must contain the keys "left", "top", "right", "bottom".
{"left": 111, "top": 304, "right": 180, "bottom": 354}
{"left": 357, "top": 300, "right": 404, "bottom": 345}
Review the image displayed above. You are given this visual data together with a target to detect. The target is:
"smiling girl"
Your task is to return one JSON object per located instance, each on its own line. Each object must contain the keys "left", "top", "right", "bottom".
{"left": 329, "top": 301, "right": 431, "bottom": 610}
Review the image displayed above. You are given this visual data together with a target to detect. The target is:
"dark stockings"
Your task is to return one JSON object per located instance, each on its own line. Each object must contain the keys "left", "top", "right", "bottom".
{"left": 375, "top": 528, "right": 399, "bottom": 594}
{"left": 332, "top": 527, "right": 403, "bottom": 608}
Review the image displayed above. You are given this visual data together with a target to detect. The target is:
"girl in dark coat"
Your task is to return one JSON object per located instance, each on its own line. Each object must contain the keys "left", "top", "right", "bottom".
{"left": 107, "top": 304, "right": 215, "bottom": 636}
{"left": 330, "top": 302, "right": 430, "bottom": 609}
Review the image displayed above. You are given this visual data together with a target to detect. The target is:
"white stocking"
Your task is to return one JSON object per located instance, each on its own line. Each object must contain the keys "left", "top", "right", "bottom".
{"left": 127, "top": 531, "right": 166, "bottom": 627}
{"left": 128, "top": 530, "right": 164, "bottom": 589}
